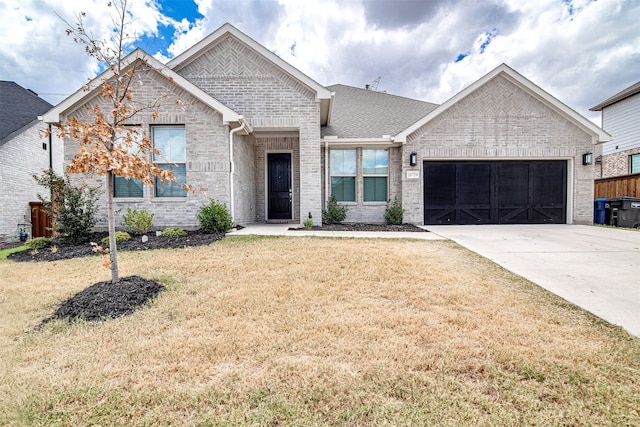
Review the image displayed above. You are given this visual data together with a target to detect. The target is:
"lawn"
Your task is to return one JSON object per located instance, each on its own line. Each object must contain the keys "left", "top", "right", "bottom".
{"left": 1, "top": 236, "right": 639, "bottom": 425}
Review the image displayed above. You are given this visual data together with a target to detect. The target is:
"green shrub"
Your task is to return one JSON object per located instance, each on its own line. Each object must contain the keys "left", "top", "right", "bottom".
{"left": 303, "top": 218, "right": 314, "bottom": 229}
{"left": 384, "top": 197, "right": 404, "bottom": 225}
{"left": 101, "top": 231, "right": 131, "bottom": 245}
{"left": 121, "top": 208, "right": 154, "bottom": 235}
{"left": 322, "top": 196, "right": 347, "bottom": 225}
{"left": 33, "top": 169, "right": 100, "bottom": 245}
{"left": 26, "top": 237, "right": 51, "bottom": 249}
{"left": 197, "top": 199, "right": 234, "bottom": 233}
{"left": 161, "top": 227, "right": 187, "bottom": 238}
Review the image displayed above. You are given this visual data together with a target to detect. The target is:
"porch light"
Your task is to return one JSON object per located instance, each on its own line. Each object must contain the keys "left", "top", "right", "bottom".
{"left": 409, "top": 152, "right": 418, "bottom": 167}
{"left": 582, "top": 152, "right": 593, "bottom": 165}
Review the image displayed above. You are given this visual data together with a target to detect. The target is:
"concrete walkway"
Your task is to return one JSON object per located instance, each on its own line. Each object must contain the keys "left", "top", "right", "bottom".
{"left": 229, "top": 223, "right": 640, "bottom": 338}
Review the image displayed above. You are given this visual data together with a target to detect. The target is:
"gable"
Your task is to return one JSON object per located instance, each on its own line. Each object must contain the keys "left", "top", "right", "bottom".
{"left": 396, "top": 64, "right": 610, "bottom": 144}
{"left": 43, "top": 49, "right": 240, "bottom": 125}
{"left": 169, "top": 23, "right": 332, "bottom": 125}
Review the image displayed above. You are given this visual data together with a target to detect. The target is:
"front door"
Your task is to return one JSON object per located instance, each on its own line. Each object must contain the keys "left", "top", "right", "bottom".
{"left": 267, "top": 153, "right": 292, "bottom": 220}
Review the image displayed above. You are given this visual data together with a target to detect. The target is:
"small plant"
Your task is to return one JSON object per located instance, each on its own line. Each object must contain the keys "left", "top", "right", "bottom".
{"left": 121, "top": 208, "right": 154, "bottom": 235}
{"left": 384, "top": 197, "right": 404, "bottom": 225}
{"left": 303, "top": 218, "right": 314, "bottom": 229}
{"left": 322, "top": 195, "right": 347, "bottom": 225}
{"left": 25, "top": 237, "right": 51, "bottom": 249}
{"left": 197, "top": 199, "right": 234, "bottom": 233}
{"left": 161, "top": 227, "right": 187, "bottom": 238}
{"left": 101, "top": 231, "right": 131, "bottom": 245}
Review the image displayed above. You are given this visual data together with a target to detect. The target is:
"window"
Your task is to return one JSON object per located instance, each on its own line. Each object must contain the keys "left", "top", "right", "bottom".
{"left": 631, "top": 154, "right": 640, "bottom": 174}
{"left": 363, "top": 149, "right": 388, "bottom": 201}
{"left": 330, "top": 150, "right": 356, "bottom": 201}
{"left": 113, "top": 126, "right": 143, "bottom": 198}
{"left": 153, "top": 126, "right": 186, "bottom": 197}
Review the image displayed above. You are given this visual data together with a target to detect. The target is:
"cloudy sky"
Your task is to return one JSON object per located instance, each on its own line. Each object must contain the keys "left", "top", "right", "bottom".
{"left": 1, "top": 0, "right": 638, "bottom": 124}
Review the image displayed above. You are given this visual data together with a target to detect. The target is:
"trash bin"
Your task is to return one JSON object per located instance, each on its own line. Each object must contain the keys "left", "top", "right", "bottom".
{"left": 594, "top": 198, "right": 608, "bottom": 225}
{"left": 607, "top": 197, "right": 640, "bottom": 228}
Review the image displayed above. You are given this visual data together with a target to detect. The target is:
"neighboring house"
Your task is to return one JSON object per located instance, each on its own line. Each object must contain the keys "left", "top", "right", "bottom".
{"left": 0, "top": 81, "right": 62, "bottom": 244}
{"left": 43, "top": 24, "right": 609, "bottom": 229}
{"left": 590, "top": 80, "right": 640, "bottom": 178}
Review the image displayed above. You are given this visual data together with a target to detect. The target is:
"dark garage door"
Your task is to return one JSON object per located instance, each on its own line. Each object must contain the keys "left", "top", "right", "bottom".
{"left": 424, "top": 160, "right": 566, "bottom": 225}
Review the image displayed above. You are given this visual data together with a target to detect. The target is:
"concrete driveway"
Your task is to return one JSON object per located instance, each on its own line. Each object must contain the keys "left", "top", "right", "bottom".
{"left": 427, "top": 224, "right": 640, "bottom": 338}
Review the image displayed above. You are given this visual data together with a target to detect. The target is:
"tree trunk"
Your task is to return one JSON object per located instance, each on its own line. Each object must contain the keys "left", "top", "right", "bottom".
{"left": 106, "top": 171, "right": 120, "bottom": 284}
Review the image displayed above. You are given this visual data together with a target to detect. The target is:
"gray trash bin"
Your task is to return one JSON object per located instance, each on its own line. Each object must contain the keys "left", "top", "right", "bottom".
{"left": 607, "top": 197, "right": 640, "bottom": 228}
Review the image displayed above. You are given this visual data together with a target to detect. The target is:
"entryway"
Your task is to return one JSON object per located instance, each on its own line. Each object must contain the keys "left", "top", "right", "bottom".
{"left": 267, "top": 153, "right": 293, "bottom": 221}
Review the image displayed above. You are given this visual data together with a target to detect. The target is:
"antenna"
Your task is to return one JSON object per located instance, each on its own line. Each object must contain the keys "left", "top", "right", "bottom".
{"left": 365, "top": 76, "right": 381, "bottom": 91}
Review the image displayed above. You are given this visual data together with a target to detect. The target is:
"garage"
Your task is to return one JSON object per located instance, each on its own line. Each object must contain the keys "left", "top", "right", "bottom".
{"left": 423, "top": 160, "right": 567, "bottom": 225}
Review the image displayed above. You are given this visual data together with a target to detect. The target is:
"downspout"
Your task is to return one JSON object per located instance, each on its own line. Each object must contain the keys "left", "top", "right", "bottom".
{"left": 229, "top": 117, "right": 247, "bottom": 223}
{"left": 48, "top": 124, "right": 53, "bottom": 170}
{"left": 324, "top": 140, "right": 329, "bottom": 207}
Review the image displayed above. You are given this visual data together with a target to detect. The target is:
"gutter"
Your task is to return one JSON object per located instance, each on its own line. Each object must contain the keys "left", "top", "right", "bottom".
{"left": 228, "top": 116, "right": 251, "bottom": 223}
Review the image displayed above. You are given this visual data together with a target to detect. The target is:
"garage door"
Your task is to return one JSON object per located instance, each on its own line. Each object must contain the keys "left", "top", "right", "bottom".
{"left": 424, "top": 160, "right": 566, "bottom": 225}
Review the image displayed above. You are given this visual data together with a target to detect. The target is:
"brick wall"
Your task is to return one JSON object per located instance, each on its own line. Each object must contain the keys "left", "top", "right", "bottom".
{"left": 402, "top": 75, "right": 595, "bottom": 225}
{"left": 0, "top": 121, "right": 63, "bottom": 244}
{"left": 598, "top": 147, "right": 640, "bottom": 178}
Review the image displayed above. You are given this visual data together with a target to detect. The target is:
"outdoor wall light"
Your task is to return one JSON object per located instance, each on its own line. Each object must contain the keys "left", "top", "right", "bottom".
{"left": 582, "top": 152, "right": 593, "bottom": 165}
{"left": 409, "top": 152, "right": 418, "bottom": 167}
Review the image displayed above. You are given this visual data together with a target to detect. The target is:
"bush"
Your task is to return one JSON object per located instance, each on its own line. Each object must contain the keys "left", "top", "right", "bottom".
{"left": 197, "top": 199, "right": 234, "bottom": 233}
{"left": 161, "top": 227, "right": 187, "bottom": 238}
{"left": 303, "top": 218, "right": 313, "bottom": 229}
{"left": 33, "top": 169, "right": 101, "bottom": 245}
{"left": 101, "top": 231, "right": 131, "bottom": 245}
{"left": 384, "top": 197, "right": 404, "bottom": 225}
{"left": 26, "top": 237, "right": 51, "bottom": 249}
{"left": 322, "top": 196, "right": 347, "bottom": 225}
{"left": 121, "top": 208, "right": 154, "bottom": 235}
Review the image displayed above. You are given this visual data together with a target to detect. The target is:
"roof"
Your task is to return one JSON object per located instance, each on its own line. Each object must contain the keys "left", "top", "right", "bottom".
{"left": 0, "top": 81, "right": 53, "bottom": 143}
{"left": 590, "top": 80, "right": 640, "bottom": 111}
{"left": 396, "top": 63, "right": 611, "bottom": 143}
{"left": 43, "top": 49, "right": 241, "bottom": 125}
{"left": 321, "top": 84, "right": 438, "bottom": 139}
{"left": 168, "top": 23, "right": 334, "bottom": 125}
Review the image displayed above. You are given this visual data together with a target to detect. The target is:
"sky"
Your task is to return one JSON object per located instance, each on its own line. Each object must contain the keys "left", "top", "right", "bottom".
{"left": 1, "top": 0, "right": 638, "bottom": 125}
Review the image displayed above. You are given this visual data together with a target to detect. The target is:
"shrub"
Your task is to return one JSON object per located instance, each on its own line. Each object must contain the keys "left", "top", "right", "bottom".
{"left": 26, "top": 237, "right": 51, "bottom": 249}
{"left": 33, "top": 169, "right": 101, "bottom": 245}
{"left": 197, "top": 199, "right": 234, "bottom": 233}
{"left": 101, "top": 231, "right": 131, "bottom": 245}
{"left": 161, "top": 227, "right": 187, "bottom": 238}
{"left": 303, "top": 218, "right": 313, "bottom": 230}
{"left": 384, "top": 197, "right": 404, "bottom": 225}
{"left": 121, "top": 208, "right": 154, "bottom": 235}
{"left": 322, "top": 196, "right": 347, "bottom": 225}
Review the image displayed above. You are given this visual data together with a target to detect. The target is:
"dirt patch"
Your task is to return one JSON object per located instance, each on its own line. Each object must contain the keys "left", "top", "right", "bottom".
{"left": 39, "top": 275, "right": 165, "bottom": 325}
{"left": 290, "top": 223, "right": 427, "bottom": 232}
{"left": 9, "top": 230, "right": 225, "bottom": 263}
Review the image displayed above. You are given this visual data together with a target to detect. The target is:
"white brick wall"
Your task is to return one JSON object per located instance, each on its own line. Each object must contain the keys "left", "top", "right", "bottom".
{"left": 402, "top": 75, "right": 595, "bottom": 225}
{"left": 0, "top": 121, "right": 63, "bottom": 244}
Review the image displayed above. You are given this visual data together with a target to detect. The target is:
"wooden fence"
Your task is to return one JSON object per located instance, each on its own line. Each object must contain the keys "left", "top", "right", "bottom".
{"left": 594, "top": 173, "right": 640, "bottom": 199}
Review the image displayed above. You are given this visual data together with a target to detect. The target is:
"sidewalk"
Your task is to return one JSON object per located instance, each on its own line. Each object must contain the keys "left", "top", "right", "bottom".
{"left": 227, "top": 223, "right": 445, "bottom": 240}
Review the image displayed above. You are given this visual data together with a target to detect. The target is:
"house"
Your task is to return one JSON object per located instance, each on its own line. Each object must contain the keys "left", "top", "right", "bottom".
{"left": 43, "top": 23, "right": 609, "bottom": 229}
{"left": 590, "top": 80, "right": 640, "bottom": 178}
{"left": 0, "top": 82, "right": 62, "bottom": 244}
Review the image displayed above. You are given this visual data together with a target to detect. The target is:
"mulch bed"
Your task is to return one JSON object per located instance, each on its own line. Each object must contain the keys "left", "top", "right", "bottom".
{"left": 39, "top": 275, "right": 165, "bottom": 325}
{"left": 9, "top": 230, "right": 225, "bottom": 263}
{"left": 290, "top": 223, "right": 427, "bottom": 232}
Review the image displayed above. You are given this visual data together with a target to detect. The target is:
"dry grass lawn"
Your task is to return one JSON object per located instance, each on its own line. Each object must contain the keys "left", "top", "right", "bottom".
{"left": 1, "top": 236, "right": 639, "bottom": 426}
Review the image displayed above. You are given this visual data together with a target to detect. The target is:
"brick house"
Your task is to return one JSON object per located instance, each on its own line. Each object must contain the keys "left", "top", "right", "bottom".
{"left": 590, "top": 80, "right": 640, "bottom": 178}
{"left": 43, "top": 24, "right": 609, "bottom": 229}
{"left": 0, "top": 82, "right": 63, "bottom": 244}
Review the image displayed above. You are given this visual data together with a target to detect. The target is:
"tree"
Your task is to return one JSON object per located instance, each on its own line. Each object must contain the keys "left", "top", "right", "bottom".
{"left": 54, "top": 0, "right": 185, "bottom": 283}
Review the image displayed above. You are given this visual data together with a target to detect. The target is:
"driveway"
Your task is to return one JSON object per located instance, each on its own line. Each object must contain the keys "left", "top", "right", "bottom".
{"left": 427, "top": 224, "right": 640, "bottom": 338}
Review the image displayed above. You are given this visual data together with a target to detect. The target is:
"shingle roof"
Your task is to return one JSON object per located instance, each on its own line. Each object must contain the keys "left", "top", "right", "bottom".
{"left": 0, "top": 81, "right": 53, "bottom": 143}
{"left": 590, "top": 80, "right": 640, "bottom": 111}
{"left": 321, "top": 84, "right": 438, "bottom": 138}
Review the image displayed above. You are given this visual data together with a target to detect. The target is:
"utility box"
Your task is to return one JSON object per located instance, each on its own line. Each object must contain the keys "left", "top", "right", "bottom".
{"left": 607, "top": 197, "right": 640, "bottom": 228}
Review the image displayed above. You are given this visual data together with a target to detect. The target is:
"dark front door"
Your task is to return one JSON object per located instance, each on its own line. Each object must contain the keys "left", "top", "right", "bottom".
{"left": 424, "top": 160, "right": 567, "bottom": 225}
{"left": 268, "top": 153, "right": 292, "bottom": 220}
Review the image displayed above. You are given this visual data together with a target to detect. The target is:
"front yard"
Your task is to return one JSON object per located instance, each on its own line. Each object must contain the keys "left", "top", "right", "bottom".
{"left": 1, "top": 236, "right": 638, "bottom": 425}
